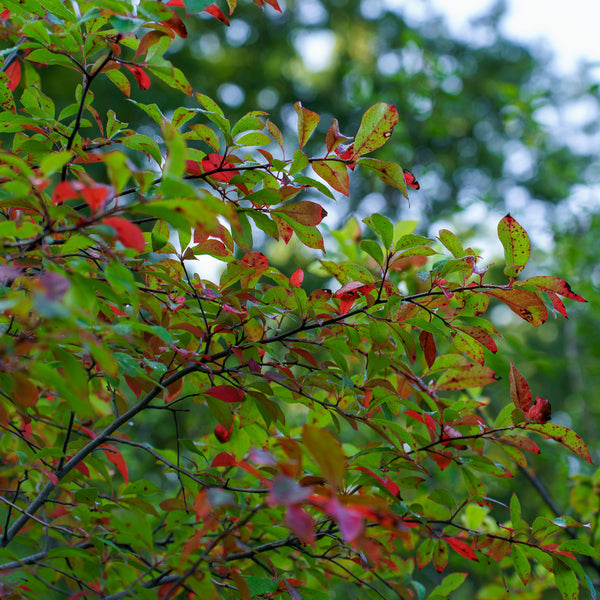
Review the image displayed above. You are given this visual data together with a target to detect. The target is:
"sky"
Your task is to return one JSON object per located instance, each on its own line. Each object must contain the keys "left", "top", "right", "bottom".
{"left": 426, "top": 0, "right": 600, "bottom": 76}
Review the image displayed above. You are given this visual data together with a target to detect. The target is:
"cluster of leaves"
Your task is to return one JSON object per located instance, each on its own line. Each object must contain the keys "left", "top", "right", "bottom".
{"left": 0, "top": 2, "right": 595, "bottom": 600}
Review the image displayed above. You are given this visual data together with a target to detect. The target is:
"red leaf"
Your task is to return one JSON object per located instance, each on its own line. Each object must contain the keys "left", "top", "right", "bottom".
{"left": 5, "top": 60, "right": 21, "bottom": 91}
{"left": 214, "top": 423, "right": 233, "bottom": 443}
{"left": 446, "top": 537, "right": 478, "bottom": 561}
{"left": 211, "top": 451, "right": 237, "bottom": 467}
{"left": 285, "top": 504, "right": 315, "bottom": 545}
{"left": 102, "top": 217, "right": 146, "bottom": 253}
{"left": 312, "top": 159, "right": 349, "bottom": 196}
{"left": 290, "top": 268, "right": 303, "bottom": 287}
{"left": 547, "top": 291, "right": 568, "bottom": 318}
{"left": 269, "top": 474, "right": 313, "bottom": 506}
{"left": 204, "top": 3, "right": 230, "bottom": 25}
{"left": 52, "top": 181, "right": 79, "bottom": 205}
{"left": 74, "top": 461, "right": 90, "bottom": 477}
{"left": 526, "top": 397, "right": 552, "bottom": 424}
{"left": 334, "top": 281, "right": 375, "bottom": 298}
{"left": 80, "top": 183, "right": 110, "bottom": 211}
{"left": 325, "top": 496, "right": 364, "bottom": 542}
{"left": 419, "top": 330, "right": 436, "bottom": 368}
{"left": 521, "top": 275, "right": 586, "bottom": 303}
{"left": 334, "top": 281, "right": 375, "bottom": 314}
{"left": 101, "top": 445, "right": 129, "bottom": 483}
{"left": 333, "top": 143, "right": 356, "bottom": 170}
{"left": 435, "top": 364, "right": 499, "bottom": 391}
{"left": 264, "top": 0, "right": 282, "bottom": 11}
{"left": 273, "top": 201, "right": 328, "bottom": 226}
{"left": 41, "top": 469, "right": 59, "bottom": 485}
{"left": 274, "top": 215, "right": 294, "bottom": 243}
{"left": 354, "top": 466, "right": 400, "bottom": 497}
{"left": 338, "top": 296, "right": 355, "bottom": 314}
{"left": 161, "top": 9, "right": 187, "bottom": 38}
{"left": 405, "top": 410, "right": 438, "bottom": 441}
{"left": 508, "top": 361, "right": 532, "bottom": 413}
{"left": 456, "top": 325, "right": 498, "bottom": 353}
{"left": 185, "top": 160, "right": 203, "bottom": 176}
{"left": 403, "top": 168, "right": 420, "bottom": 190}
{"left": 201, "top": 153, "right": 239, "bottom": 182}
{"left": 481, "top": 287, "right": 547, "bottom": 326}
{"left": 326, "top": 118, "right": 352, "bottom": 154}
{"left": 205, "top": 385, "right": 245, "bottom": 403}
{"left": 166, "top": 0, "right": 185, "bottom": 5}
{"left": 499, "top": 435, "right": 540, "bottom": 454}
{"left": 124, "top": 64, "right": 151, "bottom": 90}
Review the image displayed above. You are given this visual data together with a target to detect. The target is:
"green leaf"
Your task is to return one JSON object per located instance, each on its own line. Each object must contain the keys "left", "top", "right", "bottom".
{"left": 128, "top": 100, "right": 166, "bottom": 125}
{"left": 438, "top": 229, "right": 465, "bottom": 257}
{"left": 186, "top": 123, "right": 221, "bottom": 152}
{"left": 151, "top": 220, "right": 170, "bottom": 251}
{"left": 312, "top": 159, "right": 349, "bottom": 196}
{"left": 557, "top": 540, "right": 600, "bottom": 559}
{"left": 512, "top": 544, "right": 531, "bottom": 585}
{"left": 498, "top": 213, "right": 530, "bottom": 279}
{"left": 552, "top": 557, "right": 579, "bottom": 600}
{"left": 429, "top": 572, "right": 468, "bottom": 596}
{"left": 526, "top": 423, "right": 592, "bottom": 463}
{"left": 436, "top": 364, "right": 499, "bottom": 391}
{"left": 104, "top": 68, "right": 131, "bottom": 97}
{"left": 360, "top": 239, "right": 384, "bottom": 265}
{"left": 234, "top": 131, "right": 271, "bottom": 146}
{"left": 363, "top": 213, "right": 394, "bottom": 249}
{"left": 26, "top": 48, "right": 77, "bottom": 69}
{"left": 120, "top": 133, "right": 163, "bottom": 165}
{"left": 352, "top": 102, "right": 398, "bottom": 157}
{"left": 147, "top": 63, "right": 193, "bottom": 96}
{"left": 357, "top": 157, "right": 408, "bottom": 197}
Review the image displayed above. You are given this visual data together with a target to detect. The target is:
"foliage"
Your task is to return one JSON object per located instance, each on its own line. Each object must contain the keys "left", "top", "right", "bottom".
{"left": 0, "top": 2, "right": 596, "bottom": 600}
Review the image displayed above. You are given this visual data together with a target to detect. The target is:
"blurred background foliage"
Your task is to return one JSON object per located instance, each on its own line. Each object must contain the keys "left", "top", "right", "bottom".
{"left": 41, "top": 0, "right": 600, "bottom": 591}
